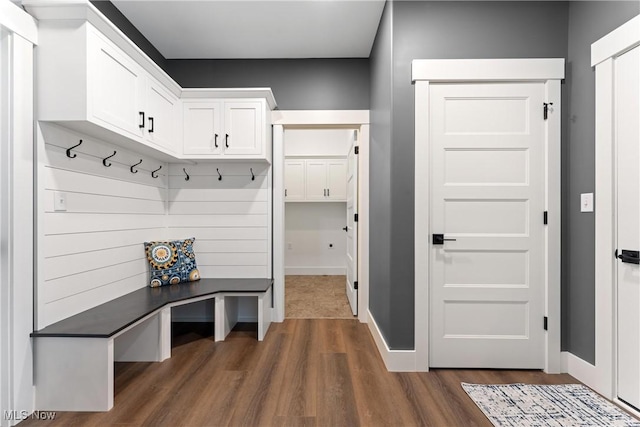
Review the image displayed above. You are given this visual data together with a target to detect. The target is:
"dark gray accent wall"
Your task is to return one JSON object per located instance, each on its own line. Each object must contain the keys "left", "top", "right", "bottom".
{"left": 564, "top": 2, "right": 639, "bottom": 364}
{"left": 369, "top": 1, "right": 570, "bottom": 350}
{"left": 90, "top": 0, "right": 168, "bottom": 70}
{"left": 165, "top": 59, "right": 369, "bottom": 110}
{"left": 369, "top": 1, "right": 394, "bottom": 346}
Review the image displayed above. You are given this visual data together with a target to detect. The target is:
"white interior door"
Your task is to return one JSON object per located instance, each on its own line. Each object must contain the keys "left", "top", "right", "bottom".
{"left": 346, "top": 136, "right": 358, "bottom": 315}
{"left": 429, "top": 82, "right": 545, "bottom": 368}
{"left": 616, "top": 45, "right": 640, "bottom": 411}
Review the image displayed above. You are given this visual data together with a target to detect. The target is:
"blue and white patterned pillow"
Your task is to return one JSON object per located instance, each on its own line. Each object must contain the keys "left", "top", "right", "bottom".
{"left": 144, "top": 238, "right": 200, "bottom": 287}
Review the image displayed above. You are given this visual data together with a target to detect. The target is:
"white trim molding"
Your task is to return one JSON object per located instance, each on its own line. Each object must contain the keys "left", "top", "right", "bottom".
{"left": 272, "top": 110, "right": 370, "bottom": 324}
{"left": 591, "top": 15, "right": 640, "bottom": 67}
{"left": 592, "top": 15, "right": 640, "bottom": 405}
{"left": 412, "top": 58, "right": 565, "bottom": 82}
{"left": 413, "top": 58, "right": 564, "bottom": 374}
{"left": 367, "top": 310, "right": 417, "bottom": 372}
{"left": 0, "top": 0, "right": 37, "bottom": 44}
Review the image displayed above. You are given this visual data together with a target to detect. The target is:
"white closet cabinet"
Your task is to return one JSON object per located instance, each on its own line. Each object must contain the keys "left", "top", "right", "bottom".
{"left": 182, "top": 99, "right": 269, "bottom": 161}
{"left": 36, "top": 21, "right": 181, "bottom": 159}
{"left": 284, "top": 160, "right": 306, "bottom": 201}
{"left": 286, "top": 159, "right": 347, "bottom": 202}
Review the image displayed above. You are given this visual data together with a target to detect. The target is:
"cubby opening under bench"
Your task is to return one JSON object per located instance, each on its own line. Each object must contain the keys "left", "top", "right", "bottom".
{"left": 30, "top": 278, "right": 273, "bottom": 412}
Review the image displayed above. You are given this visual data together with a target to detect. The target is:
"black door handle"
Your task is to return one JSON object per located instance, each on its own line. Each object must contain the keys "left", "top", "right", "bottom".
{"left": 433, "top": 234, "right": 457, "bottom": 245}
{"left": 616, "top": 249, "right": 640, "bottom": 264}
{"left": 148, "top": 117, "right": 154, "bottom": 133}
{"left": 139, "top": 112, "right": 145, "bottom": 128}
{"left": 214, "top": 134, "right": 219, "bottom": 148}
{"left": 343, "top": 226, "right": 348, "bottom": 232}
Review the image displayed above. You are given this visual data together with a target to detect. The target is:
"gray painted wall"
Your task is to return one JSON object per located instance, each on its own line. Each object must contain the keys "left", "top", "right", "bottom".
{"left": 90, "top": 0, "right": 168, "bottom": 69}
{"left": 369, "top": 1, "right": 570, "bottom": 349}
{"left": 369, "top": 1, "right": 393, "bottom": 343}
{"left": 165, "top": 59, "right": 369, "bottom": 110}
{"left": 91, "top": 2, "right": 370, "bottom": 110}
{"left": 564, "top": 1, "right": 639, "bottom": 363}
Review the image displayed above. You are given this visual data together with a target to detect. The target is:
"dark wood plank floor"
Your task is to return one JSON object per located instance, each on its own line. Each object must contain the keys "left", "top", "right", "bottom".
{"left": 21, "top": 319, "right": 580, "bottom": 427}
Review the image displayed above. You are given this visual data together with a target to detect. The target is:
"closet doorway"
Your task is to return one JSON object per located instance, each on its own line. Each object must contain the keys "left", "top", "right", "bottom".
{"left": 272, "top": 111, "right": 370, "bottom": 324}
{"left": 283, "top": 128, "right": 356, "bottom": 319}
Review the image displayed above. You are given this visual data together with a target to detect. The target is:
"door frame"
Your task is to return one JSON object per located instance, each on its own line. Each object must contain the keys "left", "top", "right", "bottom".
{"left": 412, "top": 58, "right": 564, "bottom": 373}
{"left": 272, "top": 110, "right": 370, "bottom": 323}
{"left": 591, "top": 15, "right": 640, "bottom": 408}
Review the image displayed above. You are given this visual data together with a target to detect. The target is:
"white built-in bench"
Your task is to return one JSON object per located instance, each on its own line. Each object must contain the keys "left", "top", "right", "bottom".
{"left": 31, "top": 278, "right": 273, "bottom": 412}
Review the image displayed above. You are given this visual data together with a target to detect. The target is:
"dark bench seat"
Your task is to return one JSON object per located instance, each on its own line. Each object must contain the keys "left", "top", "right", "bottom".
{"left": 31, "top": 278, "right": 273, "bottom": 412}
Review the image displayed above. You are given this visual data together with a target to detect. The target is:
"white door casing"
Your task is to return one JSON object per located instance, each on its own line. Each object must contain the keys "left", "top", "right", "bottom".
{"left": 346, "top": 134, "right": 359, "bottom": 316}
{"left": 413, "top": 59, "right": 563, "bottom": 373}
{"left": 271, "top": 110, "right": 370, "bottom": 324}
{"left": 615, "top": 45, "right": 640, "bottom": 410}
{"left": 592, "top": 14, "right": 640, "bottom": 405}
{"left": 429, "top": 82, "right": 545, "bottom": 368}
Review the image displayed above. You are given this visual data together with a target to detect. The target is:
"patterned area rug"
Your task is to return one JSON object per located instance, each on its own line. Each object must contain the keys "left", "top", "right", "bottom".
{"left": 463, "top": 383, "right": 640, "bottom": 427}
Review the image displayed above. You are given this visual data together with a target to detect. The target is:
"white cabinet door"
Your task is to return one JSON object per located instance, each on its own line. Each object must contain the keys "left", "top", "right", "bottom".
{"left": 284, "top": 160, "right": 305, "bottom": 201}
{"left": 90, "top": 31, "right": 144, "bottom": 139}
{"left": 305, "top": 160, "right": 327, "bottom": 200}
{"left": 326, "top": 160, "right": 347, "bottom": 200}
{"left": 223, "top": 101, "right": 263, "bottom": 156}
{"left": 183, "top": 102, "right": 222, "bottom": 155}
{"left": 145, "top": 78, "right": 179, "bottom": 153}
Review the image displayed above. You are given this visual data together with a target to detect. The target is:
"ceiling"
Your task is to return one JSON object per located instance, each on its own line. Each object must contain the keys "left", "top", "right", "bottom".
{"left": 111, "top": 0, "right": 386, "bottom": 59}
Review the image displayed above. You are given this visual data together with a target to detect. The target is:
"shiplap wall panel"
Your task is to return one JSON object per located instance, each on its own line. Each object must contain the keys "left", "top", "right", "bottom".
{"left": 37, "top": 123, "right": 168, "bottom": 328}
{"left": 43, "top": 260, "right": 147, "bottom": 304}
{"left": 167, "top": 163, "right": 271, "bottom": 281}
{"left": 44, "top": 229, "right": 160, "bottom": 257}
{"left": 43, "top": 273, "right": 148, "bottom": 326}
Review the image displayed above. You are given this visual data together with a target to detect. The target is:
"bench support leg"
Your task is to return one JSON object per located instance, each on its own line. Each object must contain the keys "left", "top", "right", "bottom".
{"left": 258, "top": 286, "right": 272, "bottom": 341}
{"left": 35, "top": 337, "right": 114, "bottom": 411}
{"left": 215, "top": 295, "right": 239, "bottom": 342}
{"left": 114, "top": 308, "right": 171, "bottom": 362}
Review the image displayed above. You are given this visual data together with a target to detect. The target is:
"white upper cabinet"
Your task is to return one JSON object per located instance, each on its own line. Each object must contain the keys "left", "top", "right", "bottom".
{"left": 287, "top": 159, "right": 347, "bottom": 202}
{"left": 90, "top": 30, "right": 145, "bottom": 141}
{"left": 144, "top": 77, "right": 180, "bottom": 152}
{"left": 28, "top": 2, "right": 276, "bottom": 163}
{"left": 36, "top": 21, "right": 182, "bottom": 161}
{"left": 183, "top": 102, "right": 223, "bottom": 155}
{"left": 182, "top": 98, "right": 271, "bottom": 161}
{"left": 284, "top": 160, "right": 305, "bottom": 201}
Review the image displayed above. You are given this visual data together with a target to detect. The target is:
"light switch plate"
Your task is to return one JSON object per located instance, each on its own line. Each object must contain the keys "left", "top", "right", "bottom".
{"left": 581, "top": 192, "right": 593, "bottom": 212}
{"left": 54, "top": 191, "right": 67, "bottom": 211}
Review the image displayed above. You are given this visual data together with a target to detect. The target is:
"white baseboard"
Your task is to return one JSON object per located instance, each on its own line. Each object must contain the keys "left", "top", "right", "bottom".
{"left": 561, "top": 351, "right": 613, "bottom": 399}
{"left": 367, "top": 309, "right": 420, "bottom": 372}
{"left": 285, "top": 267, "right": 346, "bottom": 276}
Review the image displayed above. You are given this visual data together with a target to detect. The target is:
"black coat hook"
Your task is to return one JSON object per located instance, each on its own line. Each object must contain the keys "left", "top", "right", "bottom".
{"left": 216, "top": 168, "right": 222, "bottom": 181}
{"left": 102, "top": 151, "right": 117, "bottom": 167}
{"left": 250, "top": 168, "right": 255, "bottom": 181}
{"left": 183, "top": 168, "right": 190, "bottom": 181}
{"left": 151, "top": 165, "right": 162, "bottom": 178}
{"left": 66, "top": 139, "right": 83, "bottom": 158}
{"left": 130, "top": 159, "right": 142, "bottom": 174}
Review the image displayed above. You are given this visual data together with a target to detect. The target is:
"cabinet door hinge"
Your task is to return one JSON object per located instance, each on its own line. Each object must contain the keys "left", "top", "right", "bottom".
{"left": 354, "top": 281, "right": 358, "bottom": 290}
{"left": 543, "top": 211, "right": 548, "bottom": 225}
{"left": 543, "top": 316, "right": 548, "bottom": 331}
{"left": 354, "top": 213, "right": 358, "bottom": 222}
{"left": 355, "top": 146, "right": 359, "bottom": 155}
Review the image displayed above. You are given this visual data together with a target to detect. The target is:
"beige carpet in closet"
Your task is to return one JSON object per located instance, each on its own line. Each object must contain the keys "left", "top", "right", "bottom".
{"left": 285, "top": 275, "right": 354, "bottom": 319}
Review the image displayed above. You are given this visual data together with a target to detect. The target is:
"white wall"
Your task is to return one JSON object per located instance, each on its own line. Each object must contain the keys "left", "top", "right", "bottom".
{"left": 36, "top": 127, "right": 272, "bottom": 326}
{"left": 285, "top": 202, "right": 347, "bottom": 275}
{"left": 284, "top": 128, "right": 352, "bottom": 157}
{"left": 36, "top": 123, "right": 168, "bottom": 328}
{"left": 166, "top": 162, "right": 271, "bottom": 322}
